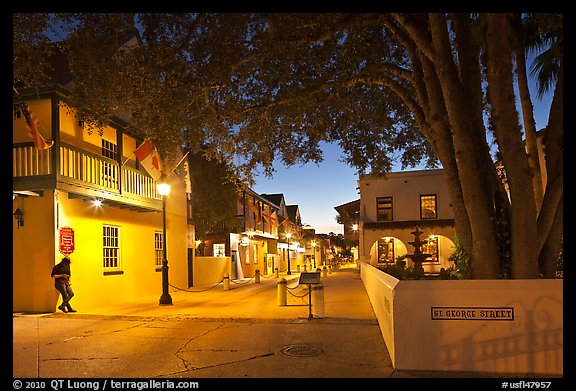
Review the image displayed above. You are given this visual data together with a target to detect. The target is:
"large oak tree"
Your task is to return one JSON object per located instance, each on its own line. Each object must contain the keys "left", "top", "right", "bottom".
{"left": 13, "top": 13, "right": 563, "bottom": 279}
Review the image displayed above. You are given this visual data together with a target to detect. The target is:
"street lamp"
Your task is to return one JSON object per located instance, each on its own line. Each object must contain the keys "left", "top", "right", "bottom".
{"left": 353, "top": 223, "right": 365, "bottom": 269}
{"left": 157, "top": 176, "right": 172, "bottom": 305}
{"left": 311, "top": 240, "right": 317, "bottom": 269}
{"left": 286, "top": 232, "right": 292, "bottom": 275}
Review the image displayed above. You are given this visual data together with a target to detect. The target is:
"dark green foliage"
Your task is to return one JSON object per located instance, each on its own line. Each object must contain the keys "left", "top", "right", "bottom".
{"left": 13, "top": 13, "right": 437, "bottom": 183}
{"left": 187, "top": 152, "right": 242, "bottom": 238}
{"left": 447, "top": 235, "right": 471, "bottom": 280}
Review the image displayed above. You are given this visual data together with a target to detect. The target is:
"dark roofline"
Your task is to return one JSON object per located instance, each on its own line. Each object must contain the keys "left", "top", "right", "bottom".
{"left": 334, "top": 199, "right": 360, "bottom": 212}
{"left": 261, "top": 193, "right": 285, "bottom": 207}
{"left": 240, "top": 187, "right": 280, "bottom": 210}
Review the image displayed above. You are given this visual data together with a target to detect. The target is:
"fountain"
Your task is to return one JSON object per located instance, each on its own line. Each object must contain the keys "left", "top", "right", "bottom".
{"left": 406, "top": 226, "right": 430, "bottom": 275}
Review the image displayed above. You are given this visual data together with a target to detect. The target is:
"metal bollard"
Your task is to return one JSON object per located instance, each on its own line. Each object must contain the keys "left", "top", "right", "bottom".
{"left": 275, "top": 267, "right": 279, "bottom": 278}
{"left": 255, "top": 269, "right": 260, "bottom": 284}
{"left": 311, "top": 284, "right": 325, "bottom": 318}
{"left": 304, "top": 264, "right": 307, "bottom": 271}
{"left": 223, "top": 274, "right": 230, "bottom": 291}
{"left": 277, "top": 278, "right": 287, "bottom": 306}
{"left": 322, "top": 266, "right": 328, "bottom": 278}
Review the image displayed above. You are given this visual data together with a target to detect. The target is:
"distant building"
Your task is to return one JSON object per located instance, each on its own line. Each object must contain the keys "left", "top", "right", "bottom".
{"left": 334, "top": 199, "right": 360, "bottom": 239}
{"left": 198, "top": 186, "right": 282, "bottom": 278}
{"left": 358, "top": 169, "right": 456, "bottom": 274}
{"left": 261, "top": 193, "right": 287, "bottom": 221}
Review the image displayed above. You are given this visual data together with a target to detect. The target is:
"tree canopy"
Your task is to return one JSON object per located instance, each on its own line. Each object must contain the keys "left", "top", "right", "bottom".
{"left": 13, "top": 13, "right": 563, "bottom": 279}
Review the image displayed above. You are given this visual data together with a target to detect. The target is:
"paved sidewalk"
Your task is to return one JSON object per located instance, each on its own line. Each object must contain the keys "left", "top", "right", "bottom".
{"left": 78, "top": 263, "right": 376, "bottom": 321}
{"left": 14, "top": 264, "right": 545, "bottom": 382}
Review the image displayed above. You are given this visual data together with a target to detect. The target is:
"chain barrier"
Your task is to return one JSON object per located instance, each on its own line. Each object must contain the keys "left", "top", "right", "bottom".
{"left": 286, "top": 279, "right": 300, "bottom": 290}
{"left": 168, "top": 269, "right": 301, "bottom": 293}
{"left": 230, "top": 274, "right": 256, "bottom": 285}
{"left": 286, "top": 281, "right": 309, "bottom": 299}
{"left": 169, "top": 279, "right": 223, "bottom": 292}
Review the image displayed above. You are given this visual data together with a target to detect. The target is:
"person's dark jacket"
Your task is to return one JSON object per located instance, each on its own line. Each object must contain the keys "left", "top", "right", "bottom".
{"left": 51, "top": 259, "right": 71, "bottom": 283}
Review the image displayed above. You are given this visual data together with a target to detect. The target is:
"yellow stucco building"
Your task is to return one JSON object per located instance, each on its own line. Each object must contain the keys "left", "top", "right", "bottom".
{"left": 13, "top": 88, "right": 192, "bottom": 313}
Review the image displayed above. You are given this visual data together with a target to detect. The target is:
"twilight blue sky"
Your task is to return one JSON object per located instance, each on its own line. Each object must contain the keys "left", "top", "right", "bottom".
{"left": 253, "top": 80, "right": 554, "bottom": 235}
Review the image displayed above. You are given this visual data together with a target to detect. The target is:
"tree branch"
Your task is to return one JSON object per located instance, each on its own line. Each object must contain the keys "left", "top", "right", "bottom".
{"left": 393, "top": 13, "right": 437, "bottom": 62}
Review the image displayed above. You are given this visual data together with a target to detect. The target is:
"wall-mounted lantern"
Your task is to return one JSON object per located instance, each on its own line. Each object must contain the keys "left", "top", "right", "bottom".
{"left": 13, "top": 208, "right": 24, "bottom": 229}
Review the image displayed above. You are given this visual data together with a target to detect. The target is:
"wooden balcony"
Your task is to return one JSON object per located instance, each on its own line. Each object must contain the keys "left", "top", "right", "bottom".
{"left": 13, "top": 142, "right": 162, "bottom": 212}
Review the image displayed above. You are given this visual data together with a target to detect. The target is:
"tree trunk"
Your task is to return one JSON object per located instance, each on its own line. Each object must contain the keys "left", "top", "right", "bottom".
{"left": 538, "top": 197, "right": 562, "bottom": 277}
{"left": 537, "top": 47, "right": 563, "bottom": 274}
{"left": 513, "top": 13, "right": 544, "bottom": 213}
{"left": 485, "top": 14, "right": 539, "bottom": 279}
{"left": 427, "top": 14, "right": 500, "bottom": 278}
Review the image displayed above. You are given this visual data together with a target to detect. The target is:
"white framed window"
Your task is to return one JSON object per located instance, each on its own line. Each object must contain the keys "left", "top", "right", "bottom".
{"left": 155, "top": 231, "right": 164, "bottom": 267}
{"left": 101, "top": 139, "right": 118, "bottom": 186}
{"left": 103, "top": 225, "right": 120, "bottom": 270}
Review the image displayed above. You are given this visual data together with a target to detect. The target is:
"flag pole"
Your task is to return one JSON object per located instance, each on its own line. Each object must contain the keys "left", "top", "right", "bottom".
{"left": 121, "top": 151, "right": 135, "bottom": 167}
{"left": 168, "top": 150, "right": 190, "bottom": 176}
{"left": 13, "top": 85, "right": 54, "bottom": 148}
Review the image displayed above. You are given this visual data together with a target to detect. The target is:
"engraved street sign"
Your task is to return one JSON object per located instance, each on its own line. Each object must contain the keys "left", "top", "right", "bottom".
{"left": 431, "top": 306, "right": 514, "bottom": 321}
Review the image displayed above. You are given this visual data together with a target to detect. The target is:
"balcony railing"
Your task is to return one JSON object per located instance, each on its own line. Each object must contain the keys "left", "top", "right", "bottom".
{"left": 13, "top": 144, "right": 52, "bottom": 177}
{"left": 13, "top": 142, "right": 160, "bottom": 201}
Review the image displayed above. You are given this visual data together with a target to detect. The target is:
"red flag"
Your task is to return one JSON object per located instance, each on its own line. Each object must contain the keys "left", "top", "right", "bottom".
{"left": 270, "top": 210, "right": 278, "bottom": 224}
{"left": 21, "top": 102, "right": 54, "bottom": 150}
{"left": 134, "top": 139, "right": 164, "bottom": 181}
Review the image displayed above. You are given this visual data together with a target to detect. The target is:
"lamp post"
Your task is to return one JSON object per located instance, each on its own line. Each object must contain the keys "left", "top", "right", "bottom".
{"left": 311, "top": 240, "right": 317, "bottom": 269}
{"left": 286, "top": 232, "right": 292, "bottom": 275}
{"left": 352, "top": 222, "right": 364, "bottom": 269}
{"left": 157, "top": 176, "right": 172, "bottom": 305}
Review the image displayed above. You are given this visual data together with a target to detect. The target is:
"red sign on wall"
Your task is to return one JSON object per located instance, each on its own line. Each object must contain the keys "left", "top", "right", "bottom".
{"left": 59, "top": 227, "right": 75, "bottom": 256}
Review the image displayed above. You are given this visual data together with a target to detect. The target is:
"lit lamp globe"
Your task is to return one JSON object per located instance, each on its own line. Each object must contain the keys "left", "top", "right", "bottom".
{"left": 157, "top": 182, "right": 171, "bottom": 197}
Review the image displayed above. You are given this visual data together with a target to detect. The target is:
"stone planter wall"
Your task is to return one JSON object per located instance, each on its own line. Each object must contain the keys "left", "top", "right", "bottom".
{"left": 361, "top": 263, "right": 563, "bottom": 376}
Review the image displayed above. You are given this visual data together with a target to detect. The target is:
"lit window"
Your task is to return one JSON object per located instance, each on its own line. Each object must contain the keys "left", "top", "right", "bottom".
{"left": 420, "top": 194, "right": 437, "bottom": 220}
{"left": 103, "top": 225, "right": 120, "bottom": 270}
{"left": 376, "top": 197, "right": 393, "bottom": 221}
{"left": 213, "top": 243, "right": 225, "bottom": 257}
{"left": 423, "top": 236, "right": 439, "bottom": 263}
{"left": 377, "top": 237, "right": 395, "bottom": 263}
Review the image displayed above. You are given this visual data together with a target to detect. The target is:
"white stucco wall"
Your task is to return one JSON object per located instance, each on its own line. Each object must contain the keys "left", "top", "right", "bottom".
{"left": 359, "top": 169, "right": 454, "bottom": 223}
{"left": 361, "top": 263, "right": 563, "bottom": 376}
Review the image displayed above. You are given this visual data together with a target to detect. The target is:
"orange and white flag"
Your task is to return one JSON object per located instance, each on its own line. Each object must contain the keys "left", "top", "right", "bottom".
{"left": 134, "top": 139, "right": 164, "bottom": 181}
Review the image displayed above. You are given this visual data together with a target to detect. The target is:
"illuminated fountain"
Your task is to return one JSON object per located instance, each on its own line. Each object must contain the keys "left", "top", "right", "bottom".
{"left": 406, "top": 226, "right": 429, "bottom": 276}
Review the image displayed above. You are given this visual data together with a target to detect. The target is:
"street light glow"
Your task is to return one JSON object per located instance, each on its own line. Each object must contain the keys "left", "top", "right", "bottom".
{"left": 157, "top": 182, "right": 171, "bottom": 197}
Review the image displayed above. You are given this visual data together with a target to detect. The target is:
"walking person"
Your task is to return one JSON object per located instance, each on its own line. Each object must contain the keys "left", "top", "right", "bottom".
{"left": 51, "top": 256, "right": 77, "bottom": 313}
